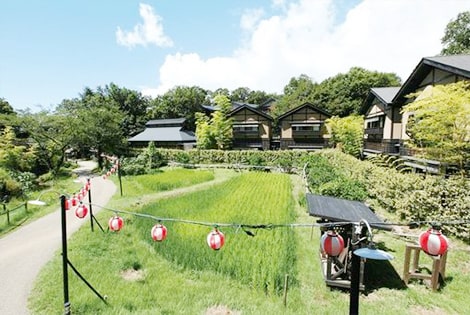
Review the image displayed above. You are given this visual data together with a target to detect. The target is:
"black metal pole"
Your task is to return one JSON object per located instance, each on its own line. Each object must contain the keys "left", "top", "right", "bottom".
{"left": 60, "top": 195, "right": 71, "bottom": 315}
{"left": 87, "top": 179, "right": 94, "bottom": 232}
{"left": 349, "top": 252, "right": 361, "bottom": 315}
{"left": 117, "top": 159, "right": 123, "bottom": 196}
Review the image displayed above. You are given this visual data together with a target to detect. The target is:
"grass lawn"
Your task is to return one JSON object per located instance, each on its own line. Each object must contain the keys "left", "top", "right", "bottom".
{"left": 29, "top": 169, "right": 470, "bottom": 314}
{"left": 0, "top": 177, "right": 83, "bottom": 236}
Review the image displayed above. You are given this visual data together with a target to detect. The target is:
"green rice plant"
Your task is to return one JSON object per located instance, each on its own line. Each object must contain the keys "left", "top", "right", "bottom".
{"left": 118, "top": 168, "right": 215, "bottom": 196}
{"left": 135, "top": 172, "right": 297, "bottom": 295}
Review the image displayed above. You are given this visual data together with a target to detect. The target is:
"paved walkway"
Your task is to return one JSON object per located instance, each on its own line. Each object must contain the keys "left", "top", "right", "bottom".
{"left": 0, "top": 161, "right": 116, "bottom": 315}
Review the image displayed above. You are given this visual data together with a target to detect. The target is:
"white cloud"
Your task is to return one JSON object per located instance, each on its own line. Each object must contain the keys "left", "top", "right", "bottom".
{"left": 240, "top": 8, "right": 265, "bottom": 31}
{"left": 116, "top": 3, "right": 173, "bottom": 48}
{"left": 145, "top": 0, "right": 470, "bottom": 96}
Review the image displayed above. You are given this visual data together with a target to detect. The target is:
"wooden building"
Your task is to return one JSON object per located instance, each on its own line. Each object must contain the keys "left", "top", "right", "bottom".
{"left": 229, "top": 104, "right": 273, "bottom": 150}
{"left": 361, "top": 55, "right": 470, "bottom": 172}
{"left": 361, "top": 87, "right": 401, "bottom": 155}
{"left": 278, "top": 102, "right": 331, "bottom": 150}
{"left": 128, "top": 118, "right": 196, "bottom": 149}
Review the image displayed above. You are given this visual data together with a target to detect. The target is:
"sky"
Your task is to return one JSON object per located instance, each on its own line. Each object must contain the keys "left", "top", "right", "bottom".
{"left": 1, "top": 0, "right": 469, "bottom": 111}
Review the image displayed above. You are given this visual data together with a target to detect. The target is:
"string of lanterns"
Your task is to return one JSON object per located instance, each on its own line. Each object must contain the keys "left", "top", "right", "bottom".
{"left": 100, "top": 154, "right": 119, "bottom": 180}
{"left": 59, "top": 196, "right": 461, "bottom": 254}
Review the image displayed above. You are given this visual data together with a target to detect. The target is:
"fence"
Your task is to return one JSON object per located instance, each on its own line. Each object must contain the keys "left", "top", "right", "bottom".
{"left": 1, "top": 202, "right": 28, "bottom": 226}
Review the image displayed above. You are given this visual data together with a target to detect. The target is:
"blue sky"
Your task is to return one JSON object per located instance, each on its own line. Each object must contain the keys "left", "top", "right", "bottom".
{"left": 1, "top": 0, "right": 469, "bottom": 111}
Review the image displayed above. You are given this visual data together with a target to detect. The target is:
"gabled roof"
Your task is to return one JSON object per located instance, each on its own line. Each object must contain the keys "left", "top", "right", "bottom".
{"left": 146, "top": 118, "right": 186, "bottom": 127}
{"left": 129, "top": 118, "right": 195, "bottom": 143}
{"left": 360, "top": 87, "right": 400, "bottom": 114}
{"left": 201, "top": 101, "right": 259, "bottom": 112}
{"left": 228, "top": 104, "right": 273, "bottom": 121}
{"left": 128, "top": 127, "right": 195, "bottom": 142}
{"left": 277, "top": 102, "right": 331, "bottom": 120}
{"left": 259, "top": 97, "right": 277, "bottom": 110}
{"left": 392, "top": 54, "right": 470, "bottom": 105}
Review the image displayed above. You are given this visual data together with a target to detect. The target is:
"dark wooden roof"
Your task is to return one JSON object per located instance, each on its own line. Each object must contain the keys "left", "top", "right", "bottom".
{"left": 277, "top": 102, "right": 331, "bottom": 120}
{"left": 360, "top": 87, "right": 400, "bottom": 114}
{"left": 146, "top": 118, "right": 186, "bottom": 127}
{"left": 392, "top": 54, "right": 470, "bottom": 106}
{"left": 128, "top": 127, "right": 195, "bottom": 142}
{"left": 229, "top": 104, "right": 273, "bottom": 121}
{"left": 201, "top": 101, "right": 259, "bottom": 112}
{"left": 306, "top": 194, "right": 390, "bottom": 230}
{"left": 129, "top": 118, "right": 195, "bottom": 143}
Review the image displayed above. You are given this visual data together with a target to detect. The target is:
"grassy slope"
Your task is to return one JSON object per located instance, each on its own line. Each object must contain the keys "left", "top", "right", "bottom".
{"left": 29, "top": 169, "right": 470, "bottom": 314}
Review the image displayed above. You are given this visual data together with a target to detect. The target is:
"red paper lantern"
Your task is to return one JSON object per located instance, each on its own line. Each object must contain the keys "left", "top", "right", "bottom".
{"left": 110, "top": 167, "right": 116, "bottom": 174}
{"left": 320, "top": 230, "right": 345, "bottom": 257}
{"left": 419, "top": 228, "right": 449, "bottom": 256}
{"left": 207, "top": 228, "right": 225, "bottom": 250}
{"left": 75, "top": 204, "right": 88, "bottom": 219}
{"left": 106, "top": 171, "right": 111, "bottom": 177}
{"left": 71, "top": 195, "right": 78, "bottom": 207}
{"left": 151, "top": 224, "right": 168, "bottom": 242}
{"left": 65, "top": 199, "right": 71, "bottom": 210}
{"left": 109, "top": 216, "right": 124, "bottom": 232}
{"left": 103, "top": 175, "right": 107, "bottom": 180}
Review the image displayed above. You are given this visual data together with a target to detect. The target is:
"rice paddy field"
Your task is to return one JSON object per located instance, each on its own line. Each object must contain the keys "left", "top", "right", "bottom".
{"left": 28, "top": 168, "right": 470, "bottom": 314}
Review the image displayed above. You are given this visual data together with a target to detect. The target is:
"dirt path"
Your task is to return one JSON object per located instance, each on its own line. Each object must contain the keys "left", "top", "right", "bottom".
{"left": 0, "top": 161, "right": 116, "bottom": 315}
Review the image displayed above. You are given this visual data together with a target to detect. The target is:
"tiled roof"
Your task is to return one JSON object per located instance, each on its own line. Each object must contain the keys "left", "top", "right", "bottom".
{"left": 228, "top": 104, "right": 273, "bottom": 120}
{"left": 370, "top": 87, "right": 401, "bottom": 104}
{"left": 392, "top": 54, "right": 470, "bottom": 105}
{"left": 128, "top": 126, "right": 195, "bottom": 142}
{"left": 146, "top": 118, "right": 186, "bottom": 126}
{"left": 277, "top": 102, "right": 331, "bottom": 120}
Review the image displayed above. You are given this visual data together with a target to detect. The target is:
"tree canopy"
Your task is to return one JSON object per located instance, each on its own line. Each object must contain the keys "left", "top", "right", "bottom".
{"left": 149, "top": 86, "right": 207, "bottom": 130}
{"left": 272, "top": 68, "right": 401, "bottom": 119}
{"left": 441, "top": 11, "right": 470, "bottom": 55}
{"left": 271, "top": 74, "right": 317, "bottom": 117}
{"left": 402, "top": 81, "right": 470, "bottom": 170}
{"left": 0, "top": 98, "right": 15, "bottom": 115}
{"left": 312, "top": 67, "right": 401, "bottom": 117}
{"left": 325, "top": 115, "right": 364, "bottom": 158}
{"left": 195, "top": 95, "right": 233, "bottom": 150}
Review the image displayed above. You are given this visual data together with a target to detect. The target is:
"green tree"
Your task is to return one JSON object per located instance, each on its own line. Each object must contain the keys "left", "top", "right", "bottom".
{"left": 402, "top": 81, "right": 470, "bottom": 170}
{"left": 246, "top": 90, "right": 275, "bottom": 107}
{"left": 149, "top": 86, "right": 207, "bottom": 130}
{"left": 312, "top": 67, "right": 401, "bottom": 116}
{"left": 0, "top": 98, "right": 14, "bottom": 115}
{"left": 195, "top": 95, "right": 233, "bottom": 150}
{"left": 57, "top": 87, "right": 126, "bottom": 167}
{"left": 441, "top": 11, "right": 470, "bottom": 55}
{"left": 325, "top": 115, "right": 364, "bottom": 157}
{"left": 230, "top": 87, "right": 251, "bottom": 102}
{"left": 17, "top": 110, "right": 75, "bottom": 175}
{"left": 0, "top": 126, "right": 36, "bottom": 172}
{"left": 105, "top": 83, "right": 150, "bottom": 136}
{"left": 211, "top": 95, "right": 233, "bottom": 150}
{"left": 272, "top": 74, "right": 317, "bottom": 118}
{"left": 195, "top": 112, "right": 214, "bottom": 149}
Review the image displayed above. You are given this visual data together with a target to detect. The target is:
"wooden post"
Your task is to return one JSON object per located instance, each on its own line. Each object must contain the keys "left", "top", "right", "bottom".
{"left": 4, "top": 203, "right": 10, "bottom": 225}
{"left": 283, "top": 274, "right": 289, "bottom": 307}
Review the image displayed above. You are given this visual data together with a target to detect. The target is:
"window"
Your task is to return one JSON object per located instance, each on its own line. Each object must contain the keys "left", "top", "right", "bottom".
{"left": 233, "top": 124, "right": 259, "bottom": 133}
{"left": 366, "top": 116, "right": 385, "bottom": 129}
{"left": 292, "top": 124, "right": 321, "bottom": 132}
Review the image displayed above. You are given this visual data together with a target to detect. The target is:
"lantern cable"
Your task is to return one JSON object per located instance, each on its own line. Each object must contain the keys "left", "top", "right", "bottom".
{"left": 84, "top": 202, "right": 470, "bottom": 232}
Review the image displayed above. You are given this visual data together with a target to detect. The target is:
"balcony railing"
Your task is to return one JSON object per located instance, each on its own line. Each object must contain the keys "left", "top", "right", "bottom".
{"left": 363, "top": 139, "right": 400, "bottom": 154}
{"left": 364, "top": 127, "right": 384, "bottom": 135}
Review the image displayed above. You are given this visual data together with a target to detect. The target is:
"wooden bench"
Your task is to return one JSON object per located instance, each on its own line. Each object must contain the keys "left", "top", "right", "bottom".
{"left": 403, "top": 243, "right": 448, "bottom": 291}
